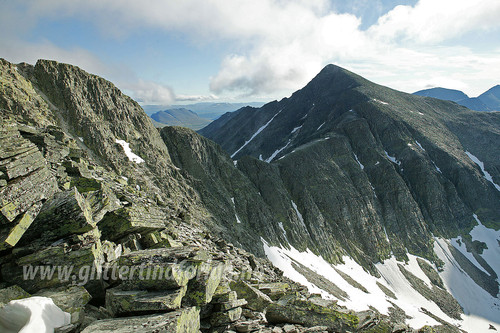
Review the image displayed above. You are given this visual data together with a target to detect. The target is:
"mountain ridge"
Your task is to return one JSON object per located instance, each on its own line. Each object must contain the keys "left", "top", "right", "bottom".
{"left": 1, "top": 58, "right": 500, "bottom": 332}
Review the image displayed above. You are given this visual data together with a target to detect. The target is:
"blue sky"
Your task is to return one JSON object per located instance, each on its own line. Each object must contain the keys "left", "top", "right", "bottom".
{"left": 1, "top": 0, "right": 500, "bottom": 105}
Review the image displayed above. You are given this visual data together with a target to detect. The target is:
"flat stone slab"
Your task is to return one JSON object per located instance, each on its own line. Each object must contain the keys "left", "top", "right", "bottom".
{"left": 80, "top": 306, "right": 200, "bottom": 333}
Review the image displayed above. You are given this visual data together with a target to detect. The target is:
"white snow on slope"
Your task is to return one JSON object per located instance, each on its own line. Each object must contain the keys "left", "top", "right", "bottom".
{"left": 231, "top": 110, "right": 282, "bottom": 158}
{"left": 266, "top": 140, "right": 291, "bottom": 163}
{"left": 291, "top": 200, "right": 307, "bottom": 230}
{"left": 0, "top": 297, "right": 71, "bottom": 333}
{"left": 431, "top": 160, "right": 442, "bottom": 174}
{"left": 262, "top": 240, "right": 460, "bottom": 329}
{"left": 373, "top": 99, "right": 389, "bottom": 105}
{"left": 115, "top": 139, "right": 145, "bottom": 163}
{"left": 231, "top": 197, "right": 242, "bottom": 224}
{"left": 470, "top": 214, "right": 500, "bottom": 279}
{"left": 264, "top": 234, "right": 500, "bottom": 331}
{"left": 451, "top": 236, "right": 489, "bottom": 275}
{"left": 434, "top": 238, "right": 500, "bottom": 332}
{"left": 354, "top": 153, "right": 364, "bottom": 170}
{"left": 291, "top": 125, "right": 302, "bottom": 134}
{"left": 465, "top": 151, "right": 500, "bottom": 192}
{"left": 415, "top": 140, "right": 425, "bottom": 151}
{"left": 317, "top": 122, "right": 325, "bottom": 131}
{"left": 384, "top": 150, "right": 401, "bottom": 165}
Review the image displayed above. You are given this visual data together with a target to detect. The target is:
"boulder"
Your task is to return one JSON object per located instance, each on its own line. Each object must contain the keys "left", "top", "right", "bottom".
{"left": 183, "top": 261, "right": 225, "bottom": 306}
{"left": 210, "top": 307, "right": 242, "bottom": 327}
{"left": 116, "top": 246, "right": 207, "bottom": 291}
{"left": 35, "top": 285, "right": 92, "bottom": 324}
{"left": 0, "top": 285, "right": 30, "bottom": 306}
{"left": 0, "top": 202, "right": 42, "bottom": 250}
{"left": 230, "top": 280, "right": 273, "bottom": 312}
{"left": 21, "top": 187, "right": 95, "bottom": 243}
{"left": 80, "top": 306, "right": 200, "bottom": 333}
{"left": 1, "top": 237, "right": 104, "bottom": 295}
{"left": 98, "top": 204, "right": 168, "bottom": 241}
{"left": 254, "top": 282, "right": 294, "bottom": 301}
{"left": 105, "top": 286, "right": 187, "bottom": 316}
{"left": 265, "top": 297, "right": 359, "bottom": 332}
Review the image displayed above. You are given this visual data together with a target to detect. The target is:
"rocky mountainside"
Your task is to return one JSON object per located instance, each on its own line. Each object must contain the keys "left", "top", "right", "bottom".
{"left": 201, "top": 65, "right": 500, "bottom": 331}
{"left": 1, "top": 58, "right": 499, "bottom": 332}
{"left": 0, "top": 58, "right": 412, "bottom": 332}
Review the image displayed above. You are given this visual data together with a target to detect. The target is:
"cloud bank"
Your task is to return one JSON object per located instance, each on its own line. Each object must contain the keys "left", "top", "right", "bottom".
{"left": 3, "top": 0, "right": 500, "bottom": 99}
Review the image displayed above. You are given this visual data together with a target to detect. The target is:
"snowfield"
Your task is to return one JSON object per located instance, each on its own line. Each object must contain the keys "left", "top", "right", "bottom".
{"left": 263, "top": 229, "right": 500, "bottom": 332}
{"left": 115, "top": 139, "right": 145, "bottom": 163}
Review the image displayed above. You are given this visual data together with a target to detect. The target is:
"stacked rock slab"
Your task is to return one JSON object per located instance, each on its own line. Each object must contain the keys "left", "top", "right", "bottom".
{"left": 0, "top": 118, "right": 57, "bottom": 250}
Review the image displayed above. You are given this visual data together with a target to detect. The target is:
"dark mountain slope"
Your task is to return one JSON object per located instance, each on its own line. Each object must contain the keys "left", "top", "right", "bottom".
{"left": 201, "top": 64, "right": 500, "bottom": 266}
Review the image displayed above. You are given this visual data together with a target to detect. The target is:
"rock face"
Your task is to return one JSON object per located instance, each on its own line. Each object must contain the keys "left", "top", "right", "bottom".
{"left": 200, "top": 64, "right": 500, "bottom": 265}
{"left": 0, "top": 58, "right": 498, "bottom": 332}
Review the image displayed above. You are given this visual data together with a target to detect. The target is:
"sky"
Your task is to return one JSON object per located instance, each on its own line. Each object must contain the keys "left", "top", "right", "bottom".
{"left": 1, "top": 0, "right": 500, "bottom": 105}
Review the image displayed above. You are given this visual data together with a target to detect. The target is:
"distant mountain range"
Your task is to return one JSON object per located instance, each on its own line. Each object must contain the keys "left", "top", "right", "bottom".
{"left": 142, "top": 102, "right": 265, "bottom": 119}
{"left": 150, "top": 108, "right": 212, "bottom": 130}
{"left": 413, "top": 86, "right": 500, "bottom": 111}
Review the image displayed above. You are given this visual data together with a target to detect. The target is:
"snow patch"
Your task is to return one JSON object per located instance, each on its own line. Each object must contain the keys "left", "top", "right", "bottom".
{"left": 291, "top": 200, "right": 307, "bottom": 230}
{"left": 0, "top": 297, "right": 71, "bottom": 333}
{"left": 415, "top": 140, "right": 425, "bottom": 151}
{"left": 451, "top": 236, "right": 489, "bottom": 275}
{"left": 465, "top": 151, "right": 500, "bottom": 192}
{"left": 470, "top": 214, "right": 500, "bottom": 279}
{"left": 373, "top": 99, "right": 389, "bottom": 105}
{"left": 115, "top": 139, "right": 145, "bottom": 164}
{"left": 291, "top": 125, "right": 302, "bottom": 134}
{"left": 431, "top": 160, "right": 442, "bottom": 174}
{"left": 434, "top": 238, "right": 500, "bottom": 332}
{"left": 353, "top": 153, "right": 364, "bottom": 170}
{"left": 231, "top": 110, "right": 282, "bottom": 158}
{"left": 317, "top": 122, "right": 325, "bottom": 131}
{"left": 384, "top": 150, "right": 401, "bottom": 165}
{"left": 266, "top": 140, "right": 291, "bottom": 163}
{"left": 262, "top": 241, "right": 453, "bottom": 328}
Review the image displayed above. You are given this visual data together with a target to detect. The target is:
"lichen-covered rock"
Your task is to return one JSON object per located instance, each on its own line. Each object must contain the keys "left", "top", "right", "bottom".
{"left": 254, "top": 282, "right": 295, "bottom": 301}
{"left": 80, "top": 306, "right": 200, "bottom": 333}
{"left": 230, "top": 280, "right": 273, "bottom": 312}
{"left": 0, "top": 120, "right": 57, "bottom": 237}
{"left": 183, "top": 261, "right": 225, "bottom": 306}
{"left": 0, "top": 202, "right": 43, "bottom": 250}
{"left": 1, "top": 236, "right": 104, "bottom": 296}
{"left": 265, "top": 297, "right": 359, "bottom": 332}
{"left": 35, "top": 285, "right": 92, "bottom": 324}
{"left": 21, "top": 187, "right": 95, "bottom": 243}
{"left": 98, "top": 204, "right": 168, "bottom": 241}
{"left": 210, "top": 307, "right": 243, "bottom": 327}
{"left": 0, "top": 285, "right": 31, "bottom": 306}
{"left": 116, "top": 246, "right": 206, "bottom": 290}
{"left": 105, "top": 286, "right": 187, "bottom": 316}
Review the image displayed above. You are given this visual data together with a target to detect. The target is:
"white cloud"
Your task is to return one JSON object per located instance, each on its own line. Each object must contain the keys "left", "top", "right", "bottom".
{"left": 123, "top": 79, "right": 176, "bottom": 105}
{"left": 3, "top": 0, "right": 500, "bottom": 98}
{"left": 369, "top": 0, "right": 500, "bottom": 44}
